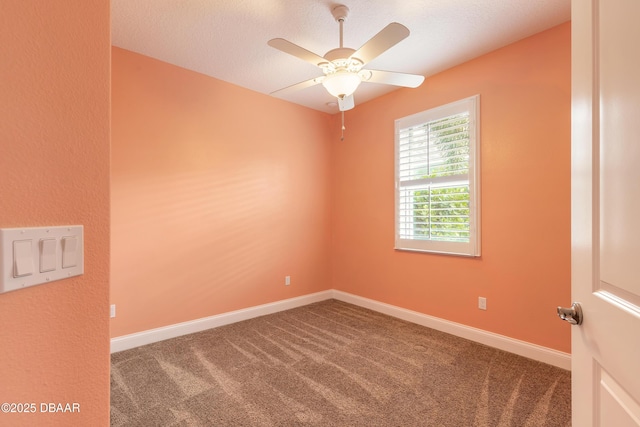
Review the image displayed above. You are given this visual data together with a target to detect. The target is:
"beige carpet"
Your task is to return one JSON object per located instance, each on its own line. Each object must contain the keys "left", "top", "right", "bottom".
{"left": 110, "top": 299, "right": 571, "bottom": 426}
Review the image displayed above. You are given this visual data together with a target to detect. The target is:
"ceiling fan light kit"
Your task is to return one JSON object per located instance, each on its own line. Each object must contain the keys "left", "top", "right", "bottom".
{"left": 322, "top": 70, "right": 362, "bottom": 98}
{"left": 267, "top": 3, "right": 425, "bottom": 113}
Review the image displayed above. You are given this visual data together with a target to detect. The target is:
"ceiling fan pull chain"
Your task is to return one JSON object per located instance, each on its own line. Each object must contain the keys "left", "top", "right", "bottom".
{"left": 341, "top": 111, "right": 345, "bottom": 141}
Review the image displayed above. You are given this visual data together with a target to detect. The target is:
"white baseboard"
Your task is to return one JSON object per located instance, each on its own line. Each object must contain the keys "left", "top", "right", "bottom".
{"left": 331, "top": 290, "right": 571, "bottom": 370}
{"left": 110, "top": 290, "right": 333, "bottom": 353}
{"left": 110, "top": 289, "right": 571, "bottom": 370}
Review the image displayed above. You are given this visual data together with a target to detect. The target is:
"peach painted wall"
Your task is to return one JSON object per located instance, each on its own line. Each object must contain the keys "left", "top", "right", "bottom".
{"left": 0, "top": 1, "right": 110, "bottom": 426}
{"left": 331, "top": 23, "right": 571, "bottom": 352}
{"left": 111, "top": 48, "right": 332, "bottom": 337}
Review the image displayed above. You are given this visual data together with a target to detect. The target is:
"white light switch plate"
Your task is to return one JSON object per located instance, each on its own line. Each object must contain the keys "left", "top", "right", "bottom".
{"left": 0, "top": 226, "right": 84, "bottom": 294}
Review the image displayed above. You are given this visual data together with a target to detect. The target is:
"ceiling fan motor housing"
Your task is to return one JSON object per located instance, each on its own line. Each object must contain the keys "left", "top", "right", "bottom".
{"left": 322, "top": 48, "right": 362, "bottom": 74}
{"left": 324, "top": 47, "right": 356, "bottom": 62}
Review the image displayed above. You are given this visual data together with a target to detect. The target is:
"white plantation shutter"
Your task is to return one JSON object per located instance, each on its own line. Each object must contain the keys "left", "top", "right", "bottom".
{"left": 395, "top": 95, "right": 480, "bottom": 256}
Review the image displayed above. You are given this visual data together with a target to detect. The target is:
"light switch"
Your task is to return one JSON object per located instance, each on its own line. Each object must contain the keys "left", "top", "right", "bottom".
{"left": 40, "top": 238, "right": 57, "bottom": 272}
{"left": 1, "top": 226, "right": 83, "bottom": 294}
{"left": 13, "top": 240, "right": 34, "bottom": 277}
{"left": 62, "top": 236, "right": 78, "bottom": 268}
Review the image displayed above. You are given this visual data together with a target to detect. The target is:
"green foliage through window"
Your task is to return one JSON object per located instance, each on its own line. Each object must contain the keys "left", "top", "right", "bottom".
{"left": 410, "top": 185, "right": 470, "bottom": 242}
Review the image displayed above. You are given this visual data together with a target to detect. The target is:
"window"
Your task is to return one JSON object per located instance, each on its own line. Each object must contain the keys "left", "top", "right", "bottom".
{"left": 394, "top": 95, "right": 480, "bottom": 256}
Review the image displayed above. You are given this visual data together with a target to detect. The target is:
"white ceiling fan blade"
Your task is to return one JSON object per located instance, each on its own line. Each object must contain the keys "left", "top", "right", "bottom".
{"left": 366, "top": 70, "right": 425, "bottom": 88}
{"left": 350, "top": 23, "right": 410, "bottom": 66}
{"left": 270, "top": 76, "right": 324, "bottom": 96}
{"left": 268, "top": 38, "right": 328, "bottom": 67}
{"left": 338, "top": 94, "right": 354, "bottom": 111}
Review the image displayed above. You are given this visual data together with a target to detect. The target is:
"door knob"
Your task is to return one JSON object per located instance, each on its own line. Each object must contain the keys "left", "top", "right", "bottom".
{"left": 557, "top": 302, "right": 583, "bottom": 325}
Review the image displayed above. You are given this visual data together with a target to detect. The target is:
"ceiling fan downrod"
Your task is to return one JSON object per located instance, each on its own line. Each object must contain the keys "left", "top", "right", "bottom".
{"left": 331, "top": 5, "right": 350, "bottom": 48}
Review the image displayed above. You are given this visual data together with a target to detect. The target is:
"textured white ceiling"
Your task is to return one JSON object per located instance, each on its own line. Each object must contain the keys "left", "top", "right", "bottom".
{"left": 111, "top": 0, "right": 570, "bottom": 114}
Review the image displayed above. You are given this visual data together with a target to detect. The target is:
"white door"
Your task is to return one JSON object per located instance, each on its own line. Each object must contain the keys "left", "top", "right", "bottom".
{"left": 570, "top": 0, "right": 640, "bottom": 425}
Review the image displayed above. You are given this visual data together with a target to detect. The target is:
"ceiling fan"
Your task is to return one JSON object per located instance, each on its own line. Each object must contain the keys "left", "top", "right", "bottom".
{"left": 268, "top": 4, "right": 425, "bottom": 112}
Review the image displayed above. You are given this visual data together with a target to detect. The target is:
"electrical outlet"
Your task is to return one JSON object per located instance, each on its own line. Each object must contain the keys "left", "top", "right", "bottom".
{"left": 110, "top": 304, "right": 116, "bottom": 318}
{"left": 478, "top": 297, "right": 487, "bottom": 310}
{"left": 285, "top": 276, "right": 291, "bottom": 286}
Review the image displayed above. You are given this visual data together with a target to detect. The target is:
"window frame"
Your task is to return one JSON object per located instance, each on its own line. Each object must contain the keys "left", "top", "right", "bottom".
{"left": 394, "top": 95, "right": 481, "bottom": 257}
